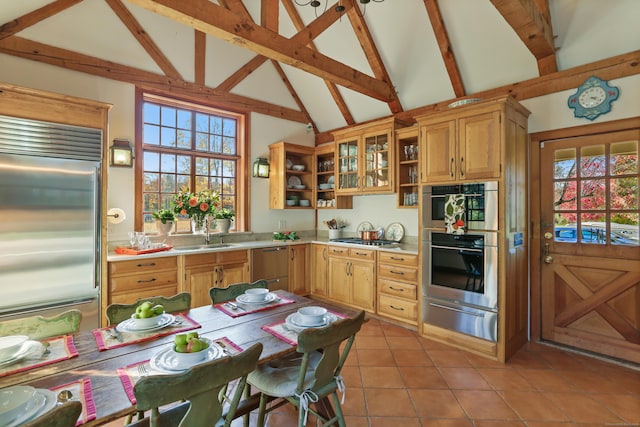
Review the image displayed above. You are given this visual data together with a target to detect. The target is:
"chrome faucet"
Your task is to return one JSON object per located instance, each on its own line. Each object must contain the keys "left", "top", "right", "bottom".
{"left": 204, "top": 217, "right": 211, "bottom": 245}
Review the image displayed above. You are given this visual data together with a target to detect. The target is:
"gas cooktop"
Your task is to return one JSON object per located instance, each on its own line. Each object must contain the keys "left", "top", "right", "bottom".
{"left": 329, "top": 238, "right": 399, "bottom": 247}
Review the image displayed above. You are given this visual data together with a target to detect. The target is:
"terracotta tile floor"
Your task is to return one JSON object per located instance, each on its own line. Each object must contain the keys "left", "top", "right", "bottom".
{"left": 105, "top": 316, "right": 640, "bottom": 426}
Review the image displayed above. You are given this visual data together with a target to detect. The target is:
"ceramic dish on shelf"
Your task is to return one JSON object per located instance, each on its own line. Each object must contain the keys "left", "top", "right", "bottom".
{"left": 448, "top": 98, "right": 482, "bottom": 108}
{"left": 385, "top": 222, "right": 405, "bottom": 242}
{"left": 292, "top": 164, "right": 305, "bottom": 171}
{"left": 286, "top": 159, "right": 293, "bottom": 169}
{"left": 287, "top": 176, "right": 301, "bottom": 186}
{"left": 327, "top": 176, "right": 334, "bottom": 184}
{"left": 356, "top": 221, "right": 374, "bottom": 234}
{"left": 116, "top": 313, "right": 175, "bottom": 333}
{"left": 293, "top": 184, "right": 306, "bottom": 190}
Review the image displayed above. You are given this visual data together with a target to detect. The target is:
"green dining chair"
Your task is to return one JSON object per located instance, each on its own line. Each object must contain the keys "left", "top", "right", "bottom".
{"left": 22, "top": 401, "right": 82, "bottom": 427}
{"left": 247, "top": 310, "right": 365, "bottom": 427}
{"left": 0, "top": 309, "right": 82, "bottom": 340}
{"left": 105, "top": 292, "right": 191, "bottom": 325}
{"left": 126, "top": 342, "right": 263, "bottom": 427}
{"left": 209, "top": 279, "right": 268, "bottom": 304}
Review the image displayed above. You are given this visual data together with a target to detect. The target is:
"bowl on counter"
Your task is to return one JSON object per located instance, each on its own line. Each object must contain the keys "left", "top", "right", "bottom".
{"left": 131, "top": 312, "right": 164, "bottom": 329}
{"left": 296, "top": 306, "right": 327, "bottom": 326}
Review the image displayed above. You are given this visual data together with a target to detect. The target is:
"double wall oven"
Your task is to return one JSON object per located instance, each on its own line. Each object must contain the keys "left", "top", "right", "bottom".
{"left": 422, "top": 182, "right": 499, "bottom": 342}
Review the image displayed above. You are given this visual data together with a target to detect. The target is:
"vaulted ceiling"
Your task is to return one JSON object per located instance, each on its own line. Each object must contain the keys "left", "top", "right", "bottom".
{"left": 1, "top": 0, "right": 638, "bottom": 144}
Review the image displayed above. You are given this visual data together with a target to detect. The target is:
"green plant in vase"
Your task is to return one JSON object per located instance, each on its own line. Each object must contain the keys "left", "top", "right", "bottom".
{"left": 152, "top": 209, "right": 176, "bottom": 235}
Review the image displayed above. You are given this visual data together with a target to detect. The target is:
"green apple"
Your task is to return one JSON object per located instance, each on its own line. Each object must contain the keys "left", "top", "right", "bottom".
{"left": 140, "top": 301, "right": 153, "bottom": 311}
{"left": 152, "top": 305, "right": 164, "bottom": 316}
{"left": 187, "top": 332, "right": 199, "bottom": 340}
{"left": 187, "top": 338, "right": 202, "bottom": 353}
{"left": 139, "top": 308, "right": 153, "bottom": 319}
{"left": 174, "top": 344, "right": 187, "bottom": 353}
{"left": 132, "top": 313, "right": 141, "bottom": 319}
{"left": 199, "top": 339, "right": 209, "bottom": 350}
{"left": 174, "top": 334, "right": 188, "bottom": 346}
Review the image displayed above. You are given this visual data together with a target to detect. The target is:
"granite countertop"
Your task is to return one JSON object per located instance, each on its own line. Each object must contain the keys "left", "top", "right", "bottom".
{"left": 107, "top": 237, "right": 418, "bottom": 262}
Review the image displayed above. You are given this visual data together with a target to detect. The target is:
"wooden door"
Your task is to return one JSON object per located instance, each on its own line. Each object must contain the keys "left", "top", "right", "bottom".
{"left": 310, "top": 244, "right": 328, "bottom": 296}
{"left": 538, "top": 130, "right": 640, "bottom": 363}
{"left": 289, "top": 245, "right": 309, "bottom": 295}
{"left": 335, "top": 136, "right": 360, "bottom": 194}
{"left": 328, "top": 257, "right": 350, "bottom": 303}
{"left": 420, "top": 120, "right": 456, "bottom": 183}
{"left": 185, "top": 266, "right": 216, "bottom": 307}
{"left": 459, "top": 110, "right": 501, "bottom": 180}
{"left": 351, "top": 260, "right": 375, "bottom": 311}
{"left": 218, "top": 262, "right": 248, "bottom": 289}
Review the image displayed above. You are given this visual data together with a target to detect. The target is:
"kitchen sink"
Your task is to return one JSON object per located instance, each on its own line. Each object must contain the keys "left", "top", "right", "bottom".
{"left": 173, "top": 244, "right": 231, "bottom": 251}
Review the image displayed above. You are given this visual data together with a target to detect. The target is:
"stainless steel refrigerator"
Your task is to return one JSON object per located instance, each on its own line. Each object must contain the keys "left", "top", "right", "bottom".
{"left": 0, "top": 115, "right": 102, "bottom": 331}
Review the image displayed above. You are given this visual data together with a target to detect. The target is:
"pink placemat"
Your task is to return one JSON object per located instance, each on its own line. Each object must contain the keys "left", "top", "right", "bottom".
{"left": 92, "top": 313, "right": 200, "bottom": 351}
{"left": 50, "top": 378, "right": 96, "bottom": 426}
{"left": 262, "top": 310, "right": 348, "bottom": 346}
{"left": 116, "top": 336, "right": 242, "bottom": 405}
{"left": 0, "top": 335, "right": 78, "bottom": 378}
{"left": 215, "top": 295, "right": 295, "bottom": 318}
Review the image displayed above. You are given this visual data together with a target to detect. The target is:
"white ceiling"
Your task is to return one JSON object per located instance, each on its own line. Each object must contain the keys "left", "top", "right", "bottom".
{"left": 2, "top": 0, "right": 639, "bottom": 132}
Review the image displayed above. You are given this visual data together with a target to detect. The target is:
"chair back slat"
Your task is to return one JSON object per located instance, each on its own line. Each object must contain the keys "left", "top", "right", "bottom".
{"left": 209, "top": 279, "right": 268, "bottom": 304}
{"left": 106, "top": 293, "right": 191, "bottom": 325}
{"left": 22, "top": 401, "right": 82, "bottom": 427}
{"left": 0, "top": 309, "right": 82, "bottom": 340}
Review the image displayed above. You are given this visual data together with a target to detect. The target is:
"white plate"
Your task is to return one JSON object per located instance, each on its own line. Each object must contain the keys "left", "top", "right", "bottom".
{"left": 0, "top": 341, "right": 44, "bottom": 368}
{"left": 287, "top": 176, "right": 301, "bottom": 186}
{"left": 6, "top": 389, "right": 56, "bottom": 427}
{"left": 286, "top": 159, "right": 293, "bottom": 169}
{"left": 236, "top": 292, "right": 278, "bottom": 305}
{"left": 150, "top": 341, "right": 222, "bottom": 373}
{"left": 385, "top": 222, "right": 405, "bottom": 242}
{"left": 356, "top": 221, "right": 374, "bottom": 234}
{"left": 448, "top": 98, "right": 482, "bottom": 108}
{"left": 327, "top": 176, "right": 334, "bottom": 184}
{"left": 116, "top": 313, "right": 175, "bottom": 333}
{"left": 285, "top": 313, "right": 338, "bottom": 332}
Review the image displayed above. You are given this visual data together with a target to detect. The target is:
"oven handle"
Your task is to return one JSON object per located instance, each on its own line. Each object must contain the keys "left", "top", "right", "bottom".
{"left": 429, "top": 302, "right": 484, "bottom": 317}
{"left": 430, "top": 244, "right": 483, "bottom": 253}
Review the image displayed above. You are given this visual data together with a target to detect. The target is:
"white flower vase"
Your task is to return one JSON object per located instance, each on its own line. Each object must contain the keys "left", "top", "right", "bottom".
{"left": 191, "top": 216, "right": 208, "bottom": 234}
{"left": 216, "top": 218, "right": 231, "bottom": 233}
{"left": 156, "top": 220, "right": 174, "bottom": 236}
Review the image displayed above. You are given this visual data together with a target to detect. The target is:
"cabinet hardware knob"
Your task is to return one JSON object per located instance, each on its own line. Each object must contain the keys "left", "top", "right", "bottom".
{"left": 390, "top": 305, "right": 405, "bottom": 311}
{"left": 390, "top": 256, "right": 404, "bottom": 261}
{"left": 390, "top": 270, "right": 404, "bottom": 275}
{"left": 389, "top": 286, "right": 404, "bottom": 292}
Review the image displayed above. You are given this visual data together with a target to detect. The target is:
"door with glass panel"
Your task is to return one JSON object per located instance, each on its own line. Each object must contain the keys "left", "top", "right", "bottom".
{"left": 539, "top": 129, "right": 639, "bottom": 363}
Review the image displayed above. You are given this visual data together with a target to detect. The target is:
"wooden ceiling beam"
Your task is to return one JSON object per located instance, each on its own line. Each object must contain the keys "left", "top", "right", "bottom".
{"left": 123, "top": 0, "right": 394, "bottom": 102}
{"left": 0, "top": 0, "right": 83, "bottom": 40}
{"left": 105, "top": 0, "right": 182, "bottom": 80}
{"left": 194, "top": 30, "right": 206, "bottom": 85}
{"left": 282, "top": 0, "right": 354, "bottom": 126}
{"left": 0, "top": 35, "right": 308, "bottom": 123}
{"left": 346, "top": 1, "right": 402, "bottom": 114}
{"left": 490, "top": 0, "right": 557, "bottom": 74}
{"left": 261, "top": 0, "right": 279, "bottom": 32}
{"left": 315, "top": 49, "right": 640, "bottom": 144}
{"left": 422, "top": 0, "right": 465, "bottom": 97}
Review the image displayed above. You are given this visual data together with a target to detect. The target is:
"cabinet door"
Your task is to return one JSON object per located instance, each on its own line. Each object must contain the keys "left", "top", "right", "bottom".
{"left": 185, "top": 265, "right": 216, "bottom": 307}
{"left": 327, "top": 257, "right": 350, "bottom": 303}
{"left": 335, "top": 137, "right": 359, "bottom": 193}
{"left": 218, "top": 262, "right": 248, "bottom": 289}
{"left": 362, "top": 130, "right": 393, "bottom": 193}
{"left": 351, "top": 261, "right": 375, "bottom": 311}
{"left": 458, "top": 110, "right": 501, "bottom": 180}
{"left": 421, "top": 120, "right": 456, "bottom": 183}
{"left": 310, "top": 244, "right": 328, "bottom": 296}
{"left": 289, "top": 245, "right": 309, "bottom": 295}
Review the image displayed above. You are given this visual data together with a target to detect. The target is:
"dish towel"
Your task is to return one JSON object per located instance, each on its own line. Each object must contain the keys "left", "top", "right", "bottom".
{"left": 444, "top": 194, "right": 465, "bottom": 235}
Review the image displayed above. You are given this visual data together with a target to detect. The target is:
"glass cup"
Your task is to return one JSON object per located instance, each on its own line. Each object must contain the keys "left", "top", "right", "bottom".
{"left": 128, "top": 231, "right": 136, "bottom": 248}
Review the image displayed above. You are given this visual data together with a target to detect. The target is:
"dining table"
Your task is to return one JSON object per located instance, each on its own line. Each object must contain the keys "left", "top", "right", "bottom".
{"left": 0, "top": 290, "right": 358, "bottom": 426}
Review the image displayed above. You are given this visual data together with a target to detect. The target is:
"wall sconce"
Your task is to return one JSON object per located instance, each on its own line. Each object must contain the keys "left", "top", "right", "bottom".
{"left": 110, "top": 138, "right": 134, "bottom": 167}
{"left": 253, "top": 157, "right": 270, "bottom": 178}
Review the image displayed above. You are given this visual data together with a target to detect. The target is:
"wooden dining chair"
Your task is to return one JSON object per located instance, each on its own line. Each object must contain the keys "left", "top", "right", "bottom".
{"left": 105, "top": 292, "right": 191, "bottom": 325}
{"left": 22, "top": 401, "right": 82, "bottom": 427}
{"left": 0, "top": 309, "right": 82, "bottom": 340}
{"left": 126, "top": 342, "right": 263, "bottom": 427}
{"left": 247, "top": 310, "right": 365, "bottom": 427}
{"left": 209, "top": 279, "right": 268, "bottom": 304}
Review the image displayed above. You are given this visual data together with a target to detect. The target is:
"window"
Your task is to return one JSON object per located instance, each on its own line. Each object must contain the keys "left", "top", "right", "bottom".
{"left": 135, "top": 91, "right": 247, "bottom": 233}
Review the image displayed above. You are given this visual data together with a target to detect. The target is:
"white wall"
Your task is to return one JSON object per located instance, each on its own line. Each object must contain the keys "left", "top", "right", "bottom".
{"left": 1, "top": 54, "right": 639, "bottom": 240}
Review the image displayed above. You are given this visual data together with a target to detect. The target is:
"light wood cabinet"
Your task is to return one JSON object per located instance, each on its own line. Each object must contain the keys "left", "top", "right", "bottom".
{"left": 107, "top": 257, "right": 178, "bottom": 306}
{"left": 417, "top": 102, "right": 503, "bottom": 183}
{"left": 377, "top": 251, "right": 419, "bottom": 325}
{"left": 315, "top": 143, "right": 352, "bottom": 209}
{"left": 184, "top": 250, "right": 249, "bottom": 307}
{"left": 310, "top": 244, "right": 328, "bottom": 296}
{"left": 269, "top": 141, "right": 315, "bottom": 209}
{"left": 395, "top": 126, "right": 419, "bottom": 208}
{"left": 289, "top": 244, "right": 309, "bottom": 295}
{"left": 332, "top": 118, "right": 399, "bottom": 195}
{"left": 327, "top": 246, "right": 375, "bottom": 312}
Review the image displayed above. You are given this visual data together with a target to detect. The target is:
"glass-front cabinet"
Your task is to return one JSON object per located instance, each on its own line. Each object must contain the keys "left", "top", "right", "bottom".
{"left": 333, "top": 117, "right": 397, "bottom": 195}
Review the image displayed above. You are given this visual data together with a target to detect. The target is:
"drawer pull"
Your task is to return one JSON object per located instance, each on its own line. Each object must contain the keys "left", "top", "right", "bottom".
{"left": 390, "top": 305, "right": 405, "bottom": 311}
{"left": 136, "top": 262, "right": 157, "bottom": 267}
{"left": 389, "top": 286, "right": 404, "bottom": 292}
{"left": 390, "top": 270, "right": 405, "bottom": 275}
{"left": 354, "top": 251, "right": 368, "bottom": 256}
{"left": 390, "top": 256, "right": 405, "bottom": 261}
{"left": 136, "top": 278, "right": 157, "bottom": 284}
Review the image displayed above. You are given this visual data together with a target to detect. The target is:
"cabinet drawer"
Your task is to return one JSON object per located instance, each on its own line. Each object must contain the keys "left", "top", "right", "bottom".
{"left": 378, "top": 294, "right": 417, "bottom": 322}
{"left": 378, "top": 278, "right": 417, "bottom": 300}
{"left": 348, "top": 248, "right": 376, "bottom": 260}
{"left": 378, "top": 251, "right": 418, "bottom": 267}
{"left": 378, "top": 263, "right": 418, "bottom": 282}
{"left": 218, "top": 250, "right": 248, "bottom": 264}
{"left": 110, "top": 270, "right": 178, "bottom": 293}
{"left": 109, "top": 257, "right": 176, "bottom": 275}
{"left": 328, "top": 246, "right": 349, "bottom": 256}
{"left": 110, "top": 285, "right": 178, "bottom": 304}
{"left": 185, "top": 250, "right": 248, "bottom": 267}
